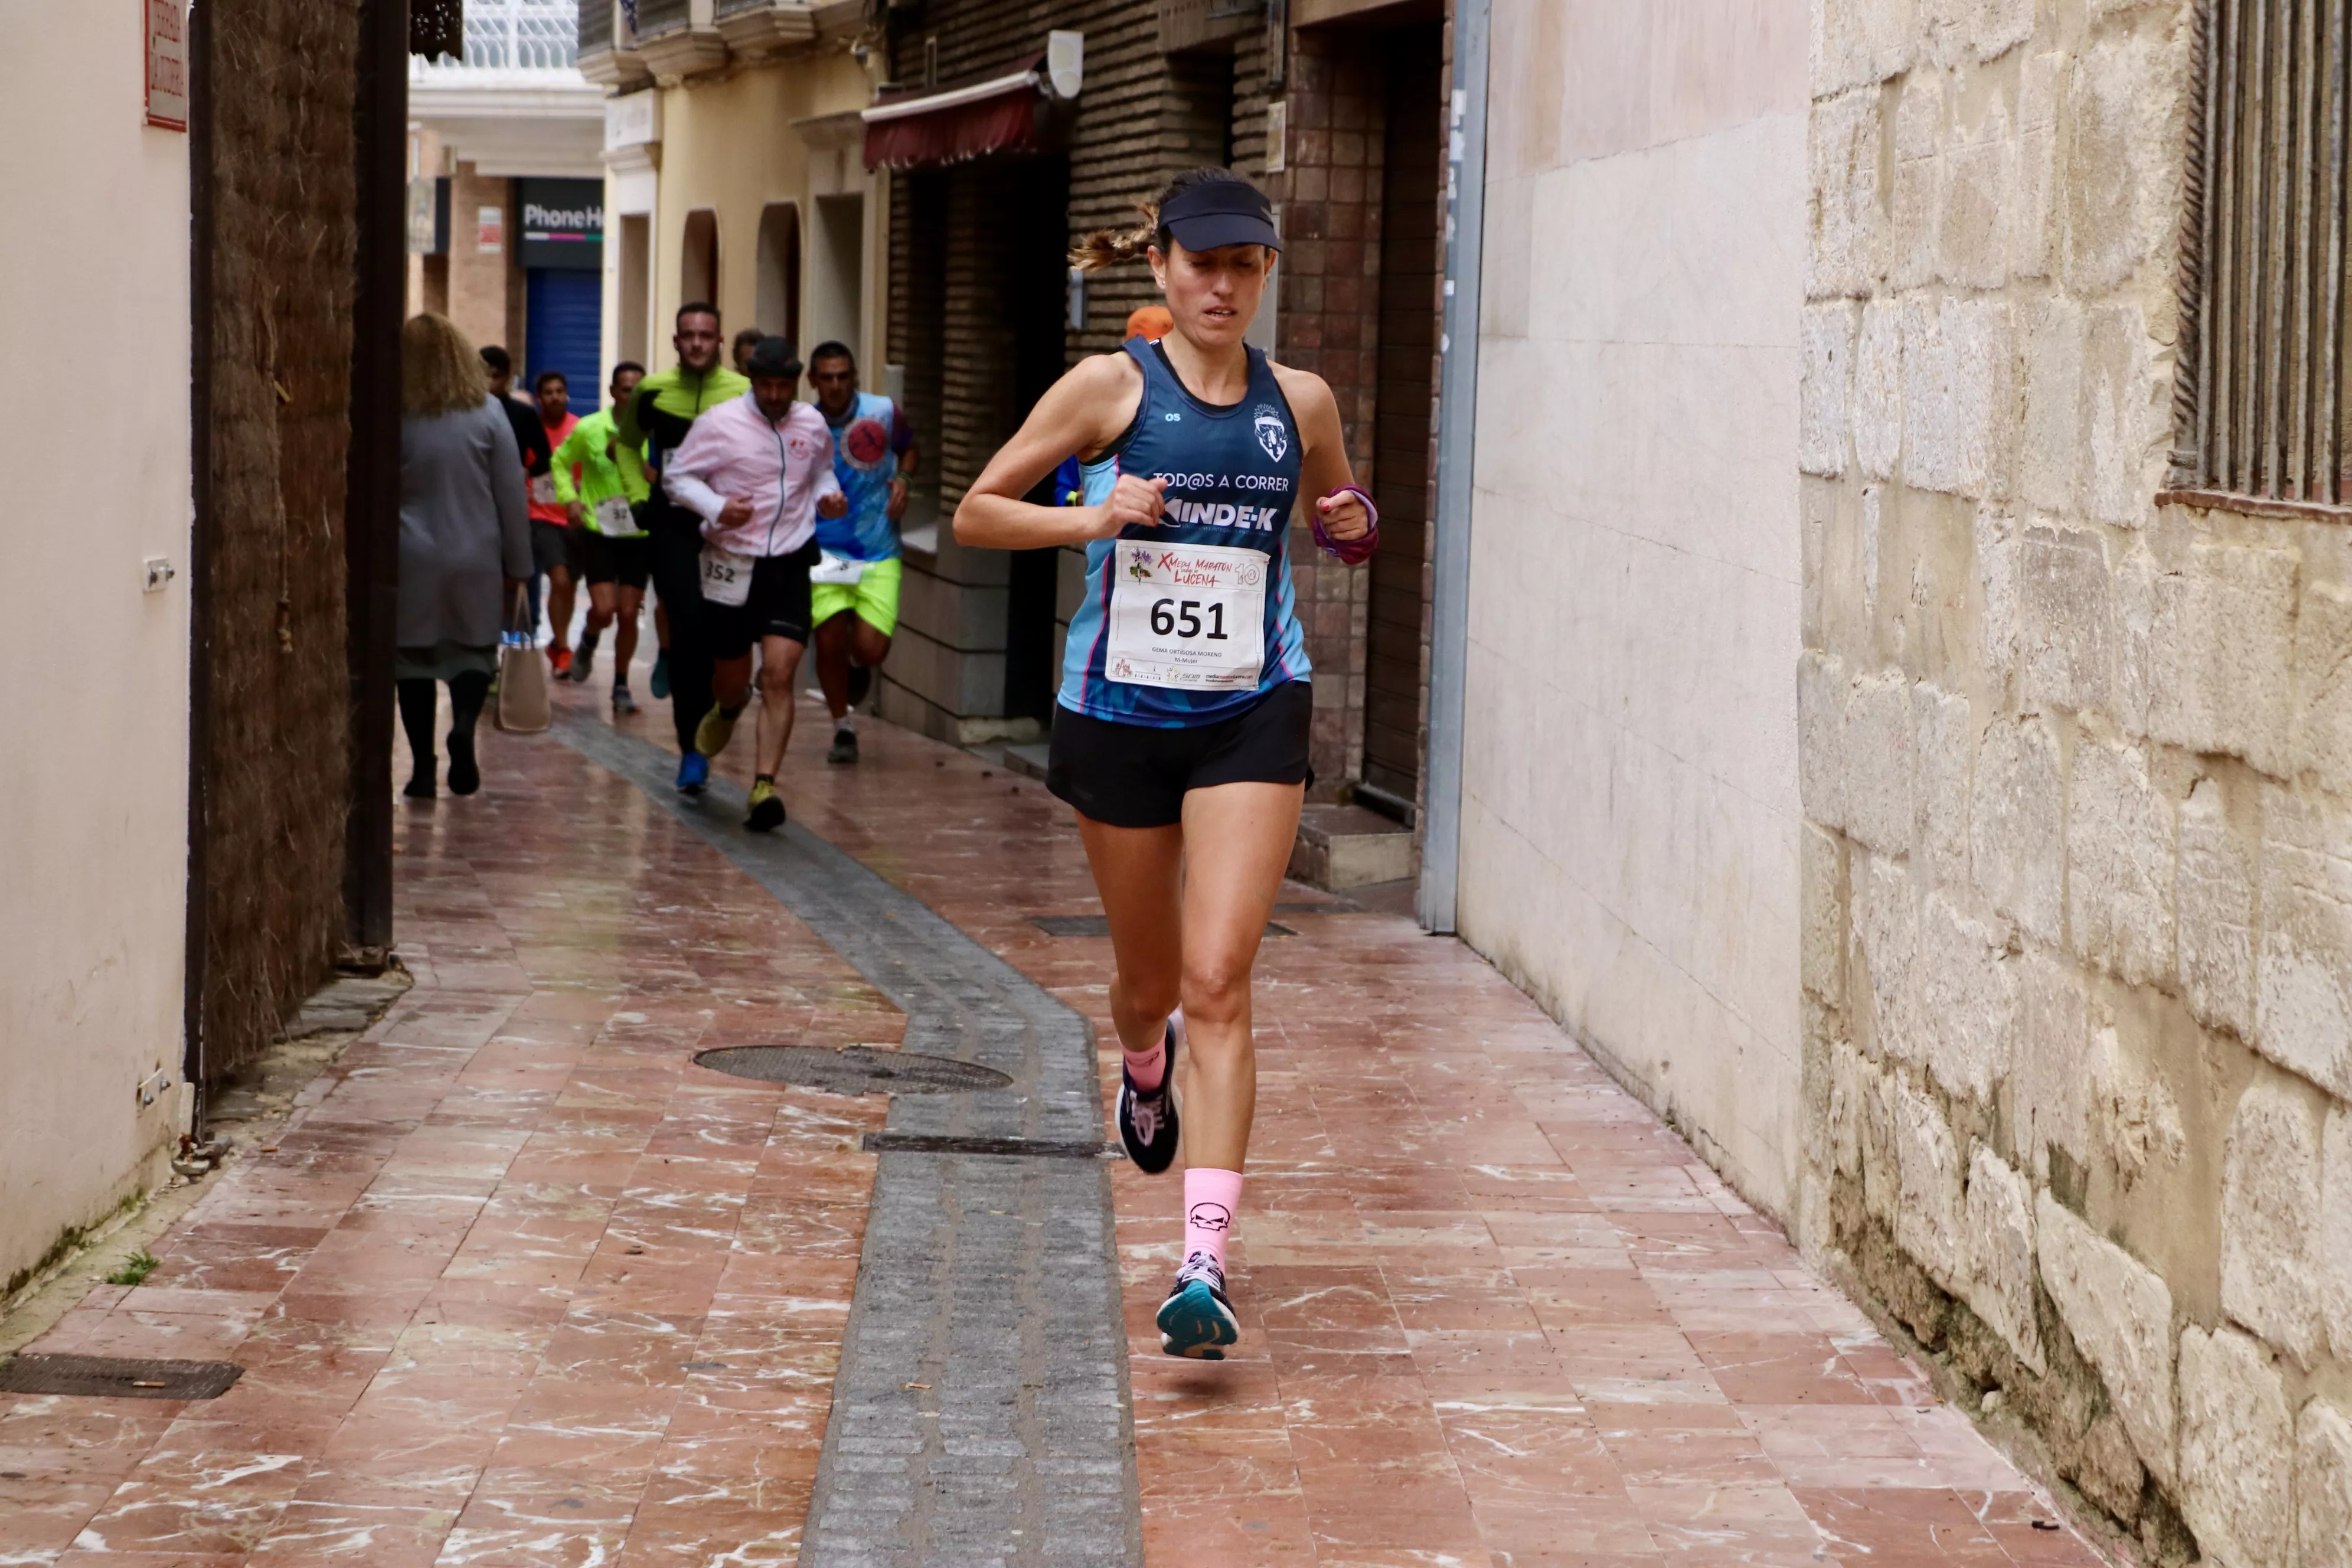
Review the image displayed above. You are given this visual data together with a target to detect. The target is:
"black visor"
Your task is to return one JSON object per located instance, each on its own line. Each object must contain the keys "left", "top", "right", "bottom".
{"left": 1161, "top": 180, "right": 1280, "bottom": 254}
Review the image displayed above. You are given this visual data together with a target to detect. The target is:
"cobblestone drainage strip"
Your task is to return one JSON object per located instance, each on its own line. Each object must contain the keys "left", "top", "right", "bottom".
{"left": 0, "top": 1353, "right": 243, "bottom": 1400}
{"left": 692, "top": 1045, "right": 1012, "bottom": 1096}
{"left": 860, "top": 1132, "right": 1121, "bottom": 1159}
{"left": 556, "top": 716, "right": 1144, "bottom": 1568}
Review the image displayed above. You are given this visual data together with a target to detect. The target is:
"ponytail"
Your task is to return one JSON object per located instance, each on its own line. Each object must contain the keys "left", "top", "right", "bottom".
{"left": 1069, "top": 166, "right": 1263, "bottom": 270}
{"left": 1069, "top": 208, "right": 1159, "bottom": 271}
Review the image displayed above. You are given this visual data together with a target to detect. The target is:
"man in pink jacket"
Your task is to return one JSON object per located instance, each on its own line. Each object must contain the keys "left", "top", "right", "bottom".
{"left": 661, "top": 337, "right": 848, "bottom": 831}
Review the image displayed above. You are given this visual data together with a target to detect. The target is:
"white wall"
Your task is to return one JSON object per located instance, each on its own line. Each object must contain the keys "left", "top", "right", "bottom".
{"left": 1462, "top": 0, "right": 1809, "bottom": 1217}
{"left": 0, "top": 2, "right": 193, "bottom": 1289}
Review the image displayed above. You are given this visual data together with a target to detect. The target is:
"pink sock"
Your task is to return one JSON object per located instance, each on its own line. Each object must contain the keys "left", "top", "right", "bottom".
{"left": 1121, "top": 1012, "right": 1172, "bottom": 1092}
{"left": 1182, "top": 1167, "right": 1243, "bottom": 1278}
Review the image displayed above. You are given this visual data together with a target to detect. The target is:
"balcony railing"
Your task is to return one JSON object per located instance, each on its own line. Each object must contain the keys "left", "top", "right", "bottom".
{"left": 463, "top": 0, "right": 580, "bottom": 69}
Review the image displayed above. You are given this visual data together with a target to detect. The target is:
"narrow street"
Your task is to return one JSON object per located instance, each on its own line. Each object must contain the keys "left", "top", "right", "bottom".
{"left": 1, "top": 671, "right": 2104, "bottom": 1568}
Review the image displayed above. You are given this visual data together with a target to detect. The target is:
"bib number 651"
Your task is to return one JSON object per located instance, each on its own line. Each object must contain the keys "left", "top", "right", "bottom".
{"left": 1149, "top": 598, "right": 1229, "bottom": 641}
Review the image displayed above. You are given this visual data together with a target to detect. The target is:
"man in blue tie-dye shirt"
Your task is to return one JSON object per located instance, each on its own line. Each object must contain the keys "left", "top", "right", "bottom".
{"left": 806, "top": 341, "right": 917, "bottom": 765}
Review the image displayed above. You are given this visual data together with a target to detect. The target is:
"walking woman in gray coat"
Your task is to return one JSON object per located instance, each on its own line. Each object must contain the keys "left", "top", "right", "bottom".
{"left": 399, "top": 312, "right": 532, "bottom": 797}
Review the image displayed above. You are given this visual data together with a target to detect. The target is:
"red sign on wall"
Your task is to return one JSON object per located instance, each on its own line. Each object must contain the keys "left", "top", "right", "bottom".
{"left": 145, "top": 0, "right": 189, "bottom": 131}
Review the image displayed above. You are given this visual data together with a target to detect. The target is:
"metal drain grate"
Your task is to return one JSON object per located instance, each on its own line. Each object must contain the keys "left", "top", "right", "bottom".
{"left": 692, "top": 1046, "right": 1011, "bottom": 1096}
{"left": 0, "top": 1354, "right": 243, "bottom": 1401}
{"left": 861, "top": 1132, "right": 1120, "bottom": 1159}
{"left": 1030, "top": 915, "right": 1295, "bottom": 939}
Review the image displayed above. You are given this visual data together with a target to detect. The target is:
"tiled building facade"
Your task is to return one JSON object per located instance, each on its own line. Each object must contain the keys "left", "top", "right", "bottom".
{"left": 876, "top": 0, "right": 1453, "bottom": 809}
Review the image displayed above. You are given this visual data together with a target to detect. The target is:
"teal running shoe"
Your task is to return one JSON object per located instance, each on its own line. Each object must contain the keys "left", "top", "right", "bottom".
{"left": 1157, "top": 1253, "right": 1238, "bottom": 1360}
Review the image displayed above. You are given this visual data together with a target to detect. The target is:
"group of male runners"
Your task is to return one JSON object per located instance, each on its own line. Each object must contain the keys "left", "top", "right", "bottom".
{"left": 494, "top": 303, "right": 915, "bottom": 829}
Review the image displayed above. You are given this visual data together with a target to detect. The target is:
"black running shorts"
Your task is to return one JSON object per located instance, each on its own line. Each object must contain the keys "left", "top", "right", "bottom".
{"left": 1046, "top": 680, "right": 1313, "bottom": 829}
{"left": 704, "top": 540, "right": 819, "bottom": 659}
{"left": 530, "top": 518, "right": 583, "bottom": 577}
{"left": 580, "top": 530, "right": 652, "bottom": 590}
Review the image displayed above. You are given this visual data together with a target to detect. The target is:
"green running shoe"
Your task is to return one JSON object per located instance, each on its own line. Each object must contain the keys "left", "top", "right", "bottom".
{"left": 694, "top": 701, "right": 743, "bottom": 759}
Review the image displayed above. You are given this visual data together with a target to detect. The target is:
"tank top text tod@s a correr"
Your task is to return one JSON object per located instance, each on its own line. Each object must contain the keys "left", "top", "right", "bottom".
{"left": 1057, "top": 337, "right": 1311, "bottom": 727}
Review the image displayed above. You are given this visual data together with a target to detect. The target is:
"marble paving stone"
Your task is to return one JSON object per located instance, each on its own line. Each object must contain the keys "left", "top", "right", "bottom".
{"left": 1, "top": 672, "right": 2105, "bottom": 1568}
{"left": 0, "top": 678, "right": 886, "bottom": 1568}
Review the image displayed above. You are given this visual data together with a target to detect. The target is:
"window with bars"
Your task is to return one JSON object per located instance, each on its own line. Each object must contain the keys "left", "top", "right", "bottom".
{"left": 463, "top": 0, "right": 580, "bottom": 69}
{"left": 2171, "top": 0, "right": 2352, "bottom": 507}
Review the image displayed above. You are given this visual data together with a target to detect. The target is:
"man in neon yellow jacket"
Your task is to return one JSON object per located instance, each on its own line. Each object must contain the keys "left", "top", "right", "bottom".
{"left": 551, "top": 361, "right": 654, "bottom": 713}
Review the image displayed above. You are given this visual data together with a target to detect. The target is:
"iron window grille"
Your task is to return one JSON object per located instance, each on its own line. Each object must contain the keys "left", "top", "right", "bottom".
{"left": 2172, "top": 0, "right": 2352, "bottom": 507}
{"left": 463, "top": 0, "right": 580, "bottom": 69}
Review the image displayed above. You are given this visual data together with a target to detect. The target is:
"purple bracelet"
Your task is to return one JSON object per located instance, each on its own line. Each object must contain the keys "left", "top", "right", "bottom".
{"left": 1312, "top": 484, "right": 1378, "bottom": 564}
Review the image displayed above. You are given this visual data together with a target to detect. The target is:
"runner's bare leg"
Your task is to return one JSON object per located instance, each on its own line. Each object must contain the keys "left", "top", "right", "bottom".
{"left": 612, "top": 586, "right": 643, "bottom": 674}
{"left": 754, "top": 635, "right": 806, "bottom": 776}
{"left": 1078, "top": 778, "right": 1300, "bottom": 1172}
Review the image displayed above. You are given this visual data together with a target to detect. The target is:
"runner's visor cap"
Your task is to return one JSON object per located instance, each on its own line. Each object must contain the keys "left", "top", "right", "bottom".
{"left": 1161, "top": 181, "right": 1281, "bottom": 255}
{"left": 747, "top": 336, "right": 803, "bottom": 380}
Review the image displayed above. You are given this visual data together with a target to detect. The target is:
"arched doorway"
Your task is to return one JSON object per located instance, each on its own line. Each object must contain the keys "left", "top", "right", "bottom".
{"left": 680, "top": 207, "right": 718, "bottom": 307}
{"left": 754, "top": 202, "right": 801, "bottom": 347}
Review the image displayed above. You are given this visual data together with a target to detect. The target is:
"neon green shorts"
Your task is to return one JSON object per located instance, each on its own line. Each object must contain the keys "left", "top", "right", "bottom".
{"left": 809, "top": 554, "right": 902, "bottom": 639}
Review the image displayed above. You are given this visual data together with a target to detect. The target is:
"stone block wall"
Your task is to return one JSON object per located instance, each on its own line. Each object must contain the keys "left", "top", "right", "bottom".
{"left": 1799, "top": 1, "right": 2352, "bottom": 1561}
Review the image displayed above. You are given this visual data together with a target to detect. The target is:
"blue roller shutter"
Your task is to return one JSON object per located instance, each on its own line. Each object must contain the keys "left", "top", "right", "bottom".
{"left": 525, "top": 269, "right": 603, "bottom": 413}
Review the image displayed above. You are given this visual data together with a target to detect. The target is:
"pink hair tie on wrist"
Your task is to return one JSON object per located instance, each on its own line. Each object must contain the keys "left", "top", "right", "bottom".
{"left": 1312, "top": 484, "right": 1378, "bottom": 564}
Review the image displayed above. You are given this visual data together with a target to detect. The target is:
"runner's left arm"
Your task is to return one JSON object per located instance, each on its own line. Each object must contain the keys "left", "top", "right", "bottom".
{"left": 660, "top": 420, "right": 730, "bottom": 528}
{"left": 892, "top": 406, "right": 919, "bottom": 478}
{"left": 887, "top": 407, "right": 917, "bottom": 519}
{"left": 1274, "top": 365, "right": 1371, "bottom": 544}
{"left": 548, "top": 422, "right": 590, "bottom": 506}
{"left": 815, "top": 449, "right": 847, "bottom": 519}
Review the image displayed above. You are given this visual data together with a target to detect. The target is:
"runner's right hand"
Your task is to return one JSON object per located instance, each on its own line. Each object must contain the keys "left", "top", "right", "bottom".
{"left": 716, "top": 495, "right": 753, "bottom": 529}
{"left": 1084, "top": 473, "right": 1167, "bottom": 540}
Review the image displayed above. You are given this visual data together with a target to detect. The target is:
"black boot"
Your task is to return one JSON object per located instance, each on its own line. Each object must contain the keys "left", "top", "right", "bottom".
{"left": 397, "top": 678, "right": 437, "bottom": 798}
{"left": 446, "top": 672, "right": 490, "bottom": 796}
{"left": 446, "top": 731, "right": 479, "bottom": 796}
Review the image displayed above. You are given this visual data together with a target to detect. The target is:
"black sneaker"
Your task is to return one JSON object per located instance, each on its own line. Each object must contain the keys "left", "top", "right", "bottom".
{"left": 572, "top": 631, "right": 600, "bottom": 681}
{"left": 1116, "top": 1014, "right": 1182, "bottom": 1174}
{"left": 1157, "top": 1251, "right": 1239, "bottom": 1360}
{"left": 745, "top": 778, "right": 786, "bottom": 833}
{"left": 827, "top": 725, "right": 858, "bottom": 765}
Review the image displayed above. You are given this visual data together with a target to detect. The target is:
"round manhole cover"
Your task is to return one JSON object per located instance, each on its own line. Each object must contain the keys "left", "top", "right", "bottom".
{"left": 691, "top": 1046, "right": 1011, "bottom": 1096}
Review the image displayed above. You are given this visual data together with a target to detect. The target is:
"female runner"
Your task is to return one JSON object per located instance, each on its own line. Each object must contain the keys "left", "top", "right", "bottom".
{"left": 953, "top": 169, "right": 1374, "bottom": 1358}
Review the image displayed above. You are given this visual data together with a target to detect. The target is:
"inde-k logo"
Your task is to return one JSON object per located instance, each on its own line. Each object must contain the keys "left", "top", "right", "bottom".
{"left": 1162, "top": 499, "right": 1283, "bottom": 531}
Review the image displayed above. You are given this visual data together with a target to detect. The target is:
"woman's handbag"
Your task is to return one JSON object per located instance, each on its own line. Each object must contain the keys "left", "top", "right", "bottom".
{"left": 495, "top": 586, "right": 551, "bottom": 734}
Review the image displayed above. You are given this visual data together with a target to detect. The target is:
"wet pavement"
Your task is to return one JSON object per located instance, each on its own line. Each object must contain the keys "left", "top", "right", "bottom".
{"left": 0, "top": 653, "right": 2108, "bottom": 1568}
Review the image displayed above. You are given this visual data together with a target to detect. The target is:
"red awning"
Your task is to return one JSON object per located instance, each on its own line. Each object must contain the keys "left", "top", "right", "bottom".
{"left": 861, "top": 70, "right": 1047, "bottom": 171}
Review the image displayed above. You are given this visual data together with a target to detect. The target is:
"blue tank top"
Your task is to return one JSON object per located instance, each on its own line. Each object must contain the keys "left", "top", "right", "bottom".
{"left": 1057, "top": 339, "right": 1310, "bottom": 727}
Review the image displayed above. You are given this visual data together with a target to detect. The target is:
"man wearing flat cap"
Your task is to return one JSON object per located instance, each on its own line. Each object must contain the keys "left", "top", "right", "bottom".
{"left": 660, "top": 336, "right": 848, "bottom": 832}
